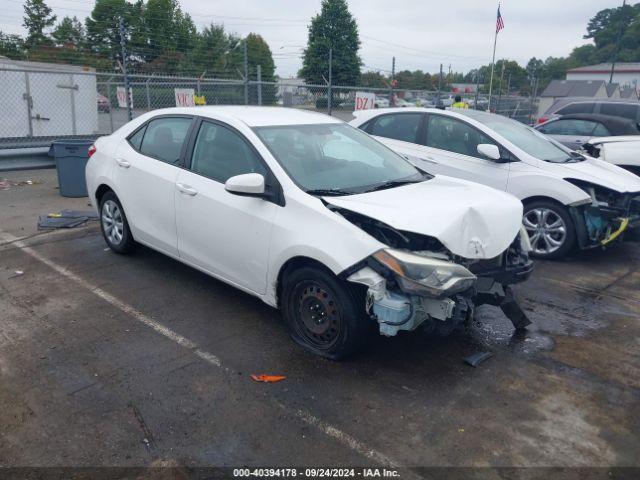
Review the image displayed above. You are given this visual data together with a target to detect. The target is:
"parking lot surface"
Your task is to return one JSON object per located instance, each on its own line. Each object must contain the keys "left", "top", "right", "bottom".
{"left": 1, "top": 170, "right": 639, "bottom": 473}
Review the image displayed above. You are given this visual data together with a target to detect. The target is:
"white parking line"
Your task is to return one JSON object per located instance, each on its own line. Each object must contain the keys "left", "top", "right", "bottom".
{"left": 1, "top": 231, "right": 401, "bottom": 469}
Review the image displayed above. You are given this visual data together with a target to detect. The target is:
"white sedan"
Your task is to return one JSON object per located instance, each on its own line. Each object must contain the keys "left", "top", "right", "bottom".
{"left": 86, "top": 106, "right": 532, "bottom": 359}
{"left": 581, "top": 136, "right": 640, "bottom": 178}
{"left": 350, "top": 108, "right": 640, "bottom": 259}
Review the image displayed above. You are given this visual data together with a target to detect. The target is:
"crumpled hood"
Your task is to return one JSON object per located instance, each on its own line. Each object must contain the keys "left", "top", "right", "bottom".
{"left": 325, "top": 176, "right": 523, "bottom": 259}
{"left": 543, "top": 157, "right": 640, "bottom": 193}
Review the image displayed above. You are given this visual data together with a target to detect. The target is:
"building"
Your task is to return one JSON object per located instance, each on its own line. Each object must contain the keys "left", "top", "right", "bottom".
{"left": 537, "top": 79, "right": 612, "bottom": 118}
{"left": 0, "top": 57, "right": 98, "bottom": 139}
{"left": 566, "top": 63, "right": 640, "bottom": 92}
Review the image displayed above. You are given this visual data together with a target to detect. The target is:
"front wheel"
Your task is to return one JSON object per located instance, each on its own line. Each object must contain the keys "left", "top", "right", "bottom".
{"left": 523, "top": 200, "right": 576, "bottom": 260}
{"left": 281, "top": 266, "right": 371, "bottom": 360}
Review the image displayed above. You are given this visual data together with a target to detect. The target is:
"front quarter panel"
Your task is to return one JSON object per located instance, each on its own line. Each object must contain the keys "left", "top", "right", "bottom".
{"left": 506, "top": 165, "right": 591, "bottom": 205}
{"left": 264, "top": 193, "right": 385, "bottom": 307}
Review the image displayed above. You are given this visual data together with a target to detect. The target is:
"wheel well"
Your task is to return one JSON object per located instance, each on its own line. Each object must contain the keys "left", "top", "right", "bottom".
{"left": 521, "top": 196, "right": 568, "bottom": 210}
{"left": 95, "top": 184, "right": 113, "bottom": 206}
{"left": 275, "top": 256, "right": 334, "bottom": 308}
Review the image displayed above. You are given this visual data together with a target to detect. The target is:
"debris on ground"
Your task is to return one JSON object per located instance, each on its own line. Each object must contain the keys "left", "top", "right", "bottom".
{"left": 251, "top": 374, "right": 287, "bottom": 383}
{"left": 37, "top": 210, "right": 99, "bottom": 230}
{"left": 1, "top": 179, "right": 42, "bottom": 190}
{"left": 464, "top": 351, "right": 494, "bottom": 367}
{"left": 8, "top": 270, "right": 24, "bottom": 279}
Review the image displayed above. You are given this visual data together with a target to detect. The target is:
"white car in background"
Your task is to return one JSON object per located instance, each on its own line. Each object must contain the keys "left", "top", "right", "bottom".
{"left": 86, "top": 107, "right": 533, "bottom": 359}
{"left": 350, "top": 108, "right": 640, "bottom": 259}
{"left": 581, "top": 136, "right": 640, "bottom": 177}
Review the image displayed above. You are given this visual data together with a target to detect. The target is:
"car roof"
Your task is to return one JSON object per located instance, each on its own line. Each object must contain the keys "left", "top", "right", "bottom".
{"left": 548, "top": 97, "right": 640, "bottom": 113}
{"left": 146, "top": 106, "right": 343, "bottom": 127}
{"left": 352, "top": 106, "right": 504, "bottom": 125}
{"left": 544, "top": 113, "right": 639, "bottom": 134}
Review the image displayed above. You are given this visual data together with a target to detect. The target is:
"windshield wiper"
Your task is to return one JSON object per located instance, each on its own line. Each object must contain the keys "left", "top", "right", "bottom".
{"left": 305, "top": 188, "right": 352, "bottom": 196}
{"left": 362, "top": 178, "right": 422, "bottom": 193}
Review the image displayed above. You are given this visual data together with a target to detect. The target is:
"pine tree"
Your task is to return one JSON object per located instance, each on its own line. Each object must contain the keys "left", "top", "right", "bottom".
{"left": 300, "top": 0, "right": 361, "bottom": 86}
{"left": 23, "top": 0, "right": 56, "bottom": 49}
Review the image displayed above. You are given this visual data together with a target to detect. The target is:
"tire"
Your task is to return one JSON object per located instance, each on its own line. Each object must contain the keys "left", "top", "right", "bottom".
{"left": 281, "top": 266, "right": 371, "bottom": 360}
{"left": 522, "top": 199, "right": 576, "bottom": 260}
{"left": 99, "top": 191, "right": 135, "bottom": 254}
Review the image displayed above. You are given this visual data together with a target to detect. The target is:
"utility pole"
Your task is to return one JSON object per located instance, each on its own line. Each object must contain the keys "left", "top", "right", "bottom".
{"left": 437, "top": 63, "right": 443, "bottom": 106}
{"left": 497, "top": 63, "right": 505, "bottom": 114}
{"left": 389, "top": 56, "right": 396, "bottom": 106}
{"left": 119, "top": 17, "right": 132, "bottom": 121}
{"left": 474, "top": 72, "right": 481, "bottom": 110}
{"left": 327, "top": 48, "right": 333, "bottom": 116}
{"left": 610, "top": 0, "right": 627, "bottom": 84}
{"left": 243, "top": 39, "right": 249, "bottom": 105}
{"left": 257, "top": 64, "right": 262, "bottom": 106}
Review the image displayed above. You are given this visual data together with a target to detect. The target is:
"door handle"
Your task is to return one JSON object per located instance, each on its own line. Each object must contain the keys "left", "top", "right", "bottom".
{"left": 116, "top": 158, "right": 131, "bottom": 168}
{"left": 176, "top": 183, "right": 198, "bottom": 196}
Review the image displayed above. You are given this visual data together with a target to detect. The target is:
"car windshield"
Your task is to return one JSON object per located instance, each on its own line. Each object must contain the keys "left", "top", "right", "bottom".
{"left": 459, "top": 111, "right": 579, "bottom": 163}
{"left": 254, "top": 123, "right": 427, "bottom": 194}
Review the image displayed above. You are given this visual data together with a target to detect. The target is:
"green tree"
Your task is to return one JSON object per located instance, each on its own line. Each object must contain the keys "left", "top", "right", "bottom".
{"left": 52, "top": 16, "right": 85, "bottom": 47}
{"left": 23, "top": 0, "right": 56, "bottom": 49}
{"left": 190, "top": 24, "right": 231, "bottom": 75}
{"left": 246, "top": 33, "right": 276, "bottom": 103}
{"left": 143, "top": 0, "right": 197, "bottom": 62}
{"left": 0, "top": 31, "right": 26, "bottom": 59}
{"left": 359, "top": 71, "right": 387, "bottom": 88}
{"left": 300, "top": 0, "right": 361, "bottom": 86}
{"left": 85, "top": 0, "right": 134, "bottom": 64}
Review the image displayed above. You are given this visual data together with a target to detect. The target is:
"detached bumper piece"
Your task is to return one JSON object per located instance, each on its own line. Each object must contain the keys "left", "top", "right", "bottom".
{"left": 475, "top": 280, "right": 530, "bottom": 330}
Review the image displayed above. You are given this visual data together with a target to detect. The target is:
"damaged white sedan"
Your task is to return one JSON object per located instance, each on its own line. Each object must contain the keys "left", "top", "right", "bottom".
{"left": 86, "top": 107, "right": 532, "bottom": 359}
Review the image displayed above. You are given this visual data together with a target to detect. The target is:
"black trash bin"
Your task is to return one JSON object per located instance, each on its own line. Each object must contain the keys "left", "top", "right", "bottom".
{"left": 49, "top": 140, "right": 94, "bottom": 197}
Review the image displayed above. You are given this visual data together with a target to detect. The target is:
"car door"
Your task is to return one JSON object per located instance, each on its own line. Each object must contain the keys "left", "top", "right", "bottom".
{"left": 114, "top": 115, "right": 193, "bottom": 256}
{"left": 536, "top": 119, "right": 598, "bottom": 150}
{"left": 174, "top": 119, "right": 279, "bottom": 295}
{"left": 415, "top": 114, "right": 510, "bottom": 191}
{"left": 364, "top": 112, "right": 428, "bottom": 165}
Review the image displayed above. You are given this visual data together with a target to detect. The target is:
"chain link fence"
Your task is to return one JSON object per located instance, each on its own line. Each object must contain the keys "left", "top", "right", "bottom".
{"left": 0, "top": 66, "right": 539, "bottom": 150}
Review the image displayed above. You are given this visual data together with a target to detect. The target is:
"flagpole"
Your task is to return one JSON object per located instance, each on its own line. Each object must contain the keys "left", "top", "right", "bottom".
{"left": 487, "top": 3, "right": 500, "bottom": 111}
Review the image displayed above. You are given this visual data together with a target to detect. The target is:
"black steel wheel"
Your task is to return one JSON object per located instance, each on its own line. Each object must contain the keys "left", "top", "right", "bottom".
{"left": 282, "top": 265, "right": 370, "bottom": 360}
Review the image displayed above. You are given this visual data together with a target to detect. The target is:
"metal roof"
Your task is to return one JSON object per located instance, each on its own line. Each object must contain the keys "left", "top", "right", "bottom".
{"left": 540, "top": 80, "right": 607, "bottom": 98}
{"left": 567, "top": 63, "right": 640, "bottom": 74}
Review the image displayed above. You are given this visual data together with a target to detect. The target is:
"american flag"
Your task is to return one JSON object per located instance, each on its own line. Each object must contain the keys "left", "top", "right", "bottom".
{"left": 496, "top": 5, "right": 505, "bottom": 33}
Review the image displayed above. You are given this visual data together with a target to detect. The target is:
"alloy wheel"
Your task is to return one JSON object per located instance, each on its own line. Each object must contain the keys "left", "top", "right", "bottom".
{"left": 523, "top": 207, "right": 567, "bottom": 255}
{"left": 102, "top": 199, "right": 125, "bottom": 246}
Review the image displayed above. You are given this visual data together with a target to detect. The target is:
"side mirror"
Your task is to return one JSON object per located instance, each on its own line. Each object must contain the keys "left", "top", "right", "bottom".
{"left": 225, "top": 173, "right": 265, "bottom": 197}
{"left": 477, "top": 143, "right": 501, "bottom": 161}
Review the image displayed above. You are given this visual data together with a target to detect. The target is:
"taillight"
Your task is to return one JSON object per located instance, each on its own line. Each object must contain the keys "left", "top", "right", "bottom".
{"left": 537, "top": 117, "right": 548, "bottom": 124}
{"left": 88, "top": 144, "right": 97, "bottom": 158}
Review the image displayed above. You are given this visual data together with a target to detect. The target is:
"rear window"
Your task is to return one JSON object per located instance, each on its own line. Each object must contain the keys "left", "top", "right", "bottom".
{"left": 556, "top": 103, "right": 593, "bottom": 115}
{"left": 128, "top": 125, "right": 146, "bottom": 151}
{"left": 599, "top": 103, "right": 639, "bottom": 121}
{"left": 139, "top": 117, "right": 192, "bottom": 164}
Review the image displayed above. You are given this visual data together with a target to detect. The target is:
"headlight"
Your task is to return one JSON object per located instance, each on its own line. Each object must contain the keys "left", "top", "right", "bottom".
{"left": 373, "top": 249, "right": 476, "bottom": 297}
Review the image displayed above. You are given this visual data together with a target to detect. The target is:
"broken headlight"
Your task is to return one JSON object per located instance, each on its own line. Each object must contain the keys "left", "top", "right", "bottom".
{"left": 373, "top": 249, "right": 476, "bottom": 297}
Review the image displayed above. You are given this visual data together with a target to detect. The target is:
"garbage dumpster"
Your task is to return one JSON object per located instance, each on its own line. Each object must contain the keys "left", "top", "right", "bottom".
{"left": 49, "top": 140, "right": 93, "bottom": 197}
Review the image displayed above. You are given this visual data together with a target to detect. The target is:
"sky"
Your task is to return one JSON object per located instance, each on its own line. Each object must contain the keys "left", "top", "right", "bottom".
{"left": 1, "top": 0, "right": 619, "bottom": 77}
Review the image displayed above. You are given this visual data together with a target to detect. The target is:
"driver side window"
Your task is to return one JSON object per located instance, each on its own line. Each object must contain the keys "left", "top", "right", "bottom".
{"left": 191, "top": 121, "right": 266, "bottom": 183}
{"left": 426, "top": 115, "right": 497, "bottom": 159}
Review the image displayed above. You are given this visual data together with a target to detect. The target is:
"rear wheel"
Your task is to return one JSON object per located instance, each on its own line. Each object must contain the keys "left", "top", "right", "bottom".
{"left": 100, "top": 191, "right": 135, "bottom": 254}
{"left": 523, "top": 200, "right": 575, "bottom": 260}
{"left": 281, "top": 266, "right": 370, "bottom": 360}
